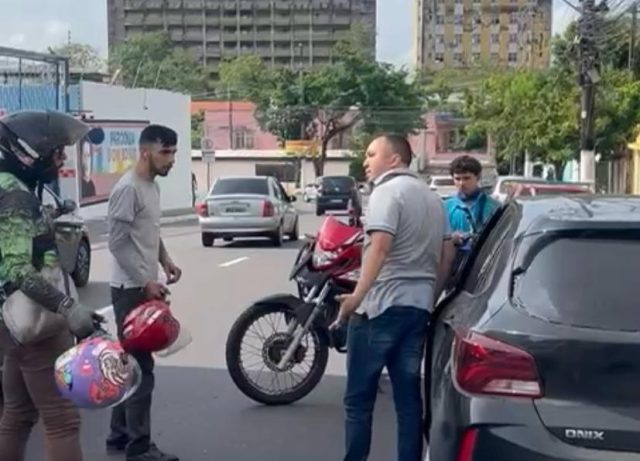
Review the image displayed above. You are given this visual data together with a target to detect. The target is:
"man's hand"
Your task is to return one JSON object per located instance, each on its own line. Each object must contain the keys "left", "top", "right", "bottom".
{"left": 163, "top": 261, "right": 182, "bottom": 285}
{"left": 451, "top": 232, "right": 465, "bottom": 246}
{"left": 329, "top": 293, "right": 362, "bottom": 330}
{"left": 145, "top": 281, "right": 169, "bottom": 300}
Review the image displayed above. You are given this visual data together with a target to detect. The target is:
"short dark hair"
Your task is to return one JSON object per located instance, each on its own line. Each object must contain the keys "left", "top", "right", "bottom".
{"left": 381, "top": 134, "right": 413, "bottom": 166}
{"left": 449, "top": 155, "right": 482, "bottom": 177}
{"left": 139, "top": 124, "right": 178, "bottom": 147}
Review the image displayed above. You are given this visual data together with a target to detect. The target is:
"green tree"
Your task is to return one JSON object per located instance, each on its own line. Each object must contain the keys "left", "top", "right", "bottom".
{"left": 191, "top": 110, "right": 205, "bottom": 149}
{"left": 49, "top": 43, "right": 103, "bottom": 72}
{"left": 219, "top": 25, "right": 424, "bottom": 176}
{"left": 109, "top": 32, "right": 207, "bottom": 94}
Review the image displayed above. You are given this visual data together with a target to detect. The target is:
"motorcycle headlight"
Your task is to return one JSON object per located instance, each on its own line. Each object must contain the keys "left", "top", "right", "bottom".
{"left": 312, "top": 248, "right": 338, "bottom": 267}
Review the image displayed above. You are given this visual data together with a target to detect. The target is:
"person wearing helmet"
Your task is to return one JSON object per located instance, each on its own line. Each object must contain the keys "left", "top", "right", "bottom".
{"left": 105, "top": 124, "right": 182, "bottom": 461}
{"left": 0, "top": 110, "right": 104, "bottom": 461}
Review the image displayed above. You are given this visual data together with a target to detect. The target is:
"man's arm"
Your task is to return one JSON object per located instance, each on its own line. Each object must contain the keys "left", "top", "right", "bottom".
{"left": 159, "top": 238, "right": 172, "bottom": 267}
{"left": 434, "top": 239, "right": 456, "bottom": 301}
{"left": 108, "top": 185, "right": 147, "bottom": 286}
{"left": 0, "top": 189, "right": 69, "bottom": 311}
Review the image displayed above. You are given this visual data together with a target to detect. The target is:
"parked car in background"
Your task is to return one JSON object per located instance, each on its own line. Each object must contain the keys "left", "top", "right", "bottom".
{"left": 425, "top": 195, "right": 640, "bottom": 461}
{"left": 509, "top": 182, "right": 592, "bottom": 198}
{"left": 491, "top": 175, "right": 549, "bottom": 202}
{"left": 302, "top": 183, "right": 318, "bottom": 202}
{"left": 315, "top": 175, "right": 360, "bottom": 216}
{"left": 196, "top": 175, "right": 299, "bottom": 247}
{"left": 41, "top": 185, "right": 91, "bottom": 287}
{"left": 428, "top": 175, "right": 457, "bottom": 198}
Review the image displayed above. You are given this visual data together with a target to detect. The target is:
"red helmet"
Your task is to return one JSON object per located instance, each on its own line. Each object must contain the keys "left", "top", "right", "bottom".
{"left": 121, "top": 300, "right": 180, "bottom": 353}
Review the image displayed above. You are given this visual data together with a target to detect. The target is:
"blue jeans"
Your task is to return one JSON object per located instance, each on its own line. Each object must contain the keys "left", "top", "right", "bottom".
{"left": 344, "top": 306, "right": 429, "bottom": 461}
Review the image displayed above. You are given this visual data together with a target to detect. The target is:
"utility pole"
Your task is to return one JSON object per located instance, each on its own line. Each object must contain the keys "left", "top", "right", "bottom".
{"left": 630, "top": 1, "right": 638, "bottom": 74}
{"left": 578, "top": 0, "right": 603, "bottom": 185}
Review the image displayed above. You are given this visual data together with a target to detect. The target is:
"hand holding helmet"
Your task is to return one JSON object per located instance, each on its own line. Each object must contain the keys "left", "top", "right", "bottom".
{"left": 58, "top": 299, "right": 105, "bottom": 340}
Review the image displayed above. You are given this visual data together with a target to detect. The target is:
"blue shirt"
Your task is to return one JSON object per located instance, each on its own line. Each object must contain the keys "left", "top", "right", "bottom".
{"left": 445, "top": 192, "right": 499, "bottom": 234}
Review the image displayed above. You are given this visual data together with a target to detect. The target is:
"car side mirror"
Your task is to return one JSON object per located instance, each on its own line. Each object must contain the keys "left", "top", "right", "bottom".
{"left": 60, "top": 198, "right": 77, "bottom": 214}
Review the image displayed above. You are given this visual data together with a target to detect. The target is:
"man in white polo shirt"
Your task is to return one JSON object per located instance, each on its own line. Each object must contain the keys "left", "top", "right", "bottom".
{"left": 331, "top": 134, "right": 455, "bottom": 461}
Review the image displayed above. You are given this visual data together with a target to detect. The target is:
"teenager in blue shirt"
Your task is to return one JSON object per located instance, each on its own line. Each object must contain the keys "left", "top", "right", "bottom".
{"left": 445, "top": 155, "right": 499, "bottom": 244}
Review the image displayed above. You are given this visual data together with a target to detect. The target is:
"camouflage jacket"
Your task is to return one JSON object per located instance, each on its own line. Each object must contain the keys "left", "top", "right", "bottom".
{"left": 0, "top": 172, "right": 66, "bottom": 315}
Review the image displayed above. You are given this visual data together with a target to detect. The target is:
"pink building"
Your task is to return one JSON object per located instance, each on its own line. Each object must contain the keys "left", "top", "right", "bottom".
{"left": 193, "top": 101, "right": 494, "bottom": 174}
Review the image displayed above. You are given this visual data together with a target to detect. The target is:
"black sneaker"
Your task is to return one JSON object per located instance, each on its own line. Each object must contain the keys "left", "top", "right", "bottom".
{"left": 106, "top": 435, "right": 129, "bottom": 454}
{"left": 126, "top": 444, "right": 179, "bottom": 461}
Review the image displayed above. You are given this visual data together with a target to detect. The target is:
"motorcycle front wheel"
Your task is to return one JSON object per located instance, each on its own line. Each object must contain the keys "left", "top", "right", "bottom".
{"left": 225, "top": 303, "right": 329, "bottom": 405}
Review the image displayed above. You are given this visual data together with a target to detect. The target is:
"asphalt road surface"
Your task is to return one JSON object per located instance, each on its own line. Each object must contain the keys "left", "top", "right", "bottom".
{"left": 26, "top": 202, "right": 400, "bottom": 461}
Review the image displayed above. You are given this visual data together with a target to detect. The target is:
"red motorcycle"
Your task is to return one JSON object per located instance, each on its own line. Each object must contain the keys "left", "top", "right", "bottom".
{"left": 225, "top": 214, "right": 363, "bottom": 405}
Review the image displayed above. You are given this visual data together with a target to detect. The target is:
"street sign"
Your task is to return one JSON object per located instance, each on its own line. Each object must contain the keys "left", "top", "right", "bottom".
{"left": 201, "top": 136, "right": 215, "bottom": 164}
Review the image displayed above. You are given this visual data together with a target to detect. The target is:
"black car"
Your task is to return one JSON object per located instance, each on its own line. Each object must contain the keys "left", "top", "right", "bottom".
{"left": 425, "top": 195, "right": 640, "bottom": 461}
{"left": 315, "top": 175, "right": 360, "bottom": 216}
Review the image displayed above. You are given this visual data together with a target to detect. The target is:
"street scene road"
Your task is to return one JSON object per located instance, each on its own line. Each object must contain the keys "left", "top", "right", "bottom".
{"left": 26, "top": 202, "right": 397, "bottom": 461}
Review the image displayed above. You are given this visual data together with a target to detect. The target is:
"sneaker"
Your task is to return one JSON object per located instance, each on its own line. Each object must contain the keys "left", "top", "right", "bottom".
{"left": 106, "top": 435, "right": 129, "bottom": 454}
{"left": 126, "top": 444, "right": 179, "bottom": 461}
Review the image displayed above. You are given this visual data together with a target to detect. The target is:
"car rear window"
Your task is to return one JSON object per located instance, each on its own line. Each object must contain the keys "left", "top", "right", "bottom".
{"left": 211, "top": 178, "right": 269, "bottom": 195}
{"left": 433, "top": 178, "right": 455, "bottom": 186}
{"left": 321, "top": 176, "right": 354, "bottom": 190}
{"left": 513, "top": 238, "right": 640, "bottom": 331}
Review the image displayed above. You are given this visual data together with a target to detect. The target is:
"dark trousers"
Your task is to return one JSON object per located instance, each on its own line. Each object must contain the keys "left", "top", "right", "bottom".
{"left": 0, "top": 327, "right": 82, "bottom": 461}
{"left": 344, "top": 306, "right": 429, "bottom": 461}
{"left": 108, "top": 287, "right": 155, "bottom": 457}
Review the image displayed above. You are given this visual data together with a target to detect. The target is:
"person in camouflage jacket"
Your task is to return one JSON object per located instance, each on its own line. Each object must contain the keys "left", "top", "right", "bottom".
{"left": 0, "top": 111, "right": 103, "bottom": 461}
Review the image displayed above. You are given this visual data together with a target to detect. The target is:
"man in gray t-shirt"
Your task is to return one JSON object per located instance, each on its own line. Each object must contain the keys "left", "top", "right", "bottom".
{"left": 105, "top": 125, "right": 182, "bottom": 461}
{"left": 331, "top": 135, "right": 456, "bottom": 461}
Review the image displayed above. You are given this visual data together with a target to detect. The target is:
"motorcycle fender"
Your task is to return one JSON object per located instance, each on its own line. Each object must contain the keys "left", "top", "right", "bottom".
{"left": 253, "top": 293, "right": 315, "bottom": 326}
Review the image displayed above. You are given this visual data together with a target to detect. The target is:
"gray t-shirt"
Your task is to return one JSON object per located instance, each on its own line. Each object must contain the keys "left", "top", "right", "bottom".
{"left": 108, "top": 170, "right": 161, "bottom": 289}
{"left": 358, "top": 169, "right": 449, "bottom": 319}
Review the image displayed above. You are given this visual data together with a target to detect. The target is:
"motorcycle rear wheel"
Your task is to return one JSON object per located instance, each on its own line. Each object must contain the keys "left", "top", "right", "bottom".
{"left": 225, "top": 303, "right": 329, "bottom": 405}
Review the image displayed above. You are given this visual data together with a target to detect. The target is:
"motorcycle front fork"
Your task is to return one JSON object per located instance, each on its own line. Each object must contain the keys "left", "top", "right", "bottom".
{"left": 276, "top": 282, "right": 331, "bottom": 370}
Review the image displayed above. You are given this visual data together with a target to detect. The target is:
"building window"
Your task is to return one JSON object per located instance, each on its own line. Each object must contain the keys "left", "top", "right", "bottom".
{"left": 437, "top": 34, "right": 445, "bottom": 44}
{"left": 454, "top": 34, "right": 463, "bottom": 46}
{"left": 233, "top": 127, "right": 255, "bottom": 149}
{"left": 472, "top": 34, "right": 481, "bottom": 45}
{"left": 436, "top": 15, "right": 445, "bottom": 25}
{"left": 508, "top": 52, "right": 518, "bottom": 63}
{"left": 454, "top": 53, "right": 463, "bottom": 62}
{"left": 454, "top": 15, "right": 463, "bottom": 25}
{"left": 473, "top": 52, "right": 481, "bottom": 61}
{"left": 509, "top": 33, "right": 518, "bottom": 43}
{"left": 435, "top": 53, "right": 445, "bottom": 62}
{"left": 510, "top": 12, "right": 518, "bottom": 23}
{"left": 491, "top": 34, "right": 499, "bottom": 44}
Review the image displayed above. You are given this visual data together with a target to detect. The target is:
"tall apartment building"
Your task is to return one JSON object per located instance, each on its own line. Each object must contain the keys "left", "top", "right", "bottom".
{"left": 413, "top": 0, "right": 552, "bottom": 71}
{"left": 108, "top": 0, "right": 376, "bottom": 77}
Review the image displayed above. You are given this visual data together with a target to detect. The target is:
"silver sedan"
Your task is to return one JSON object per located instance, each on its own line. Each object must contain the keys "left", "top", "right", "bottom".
{"left": 197, "top": 176, "right": 299, "bottom": 247}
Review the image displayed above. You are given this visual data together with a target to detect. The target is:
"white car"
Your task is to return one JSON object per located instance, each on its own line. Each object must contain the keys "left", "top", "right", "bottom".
{"left": 428, "top": 176, "right": 457, "bottom": 198}
{"left": 196, "top": 176, "right": 299, "bottom": 247}
{"left": 491, "top": 175, "right": 549, "bottom": 202}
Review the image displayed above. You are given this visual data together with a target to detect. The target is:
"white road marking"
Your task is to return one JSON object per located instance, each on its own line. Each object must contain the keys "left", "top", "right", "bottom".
{"left": 218, "top": 256, "right": 249, "bottom": 268}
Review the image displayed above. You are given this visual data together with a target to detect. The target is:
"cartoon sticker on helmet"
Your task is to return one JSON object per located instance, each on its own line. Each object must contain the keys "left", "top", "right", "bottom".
{"left": 99, "top": 348, "right": 130, "bottom": 387}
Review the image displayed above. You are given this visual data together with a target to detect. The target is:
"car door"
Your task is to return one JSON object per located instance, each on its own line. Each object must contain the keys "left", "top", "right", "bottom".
{"left": 41, "top": 186, "right": 82, "bottom": 274}
{"left": 275, "top": 179, "right": 296, "bottom": 231}
{"left": 425, "top": 204, "right": 518, "bottom": 444}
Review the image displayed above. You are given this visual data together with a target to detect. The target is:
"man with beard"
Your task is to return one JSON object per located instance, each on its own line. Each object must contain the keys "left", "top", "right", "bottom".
{"left": 105, "top": 125, "right": 183, "bottom": 461}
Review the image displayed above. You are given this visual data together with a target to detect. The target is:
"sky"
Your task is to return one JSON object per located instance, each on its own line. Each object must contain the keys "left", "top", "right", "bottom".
{"left": 0, "top": 0, "right": 578, "bottom": 69}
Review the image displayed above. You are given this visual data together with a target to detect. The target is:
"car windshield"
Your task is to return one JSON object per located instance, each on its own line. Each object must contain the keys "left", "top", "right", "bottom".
{"left": 513, "top": 237, "right": 640, "bottom": 331}
{"left": 211, "top": 178, "right": 269, "bottom": 195}
{"left": 321, "top": 176, "right": 354, "bottom": 190}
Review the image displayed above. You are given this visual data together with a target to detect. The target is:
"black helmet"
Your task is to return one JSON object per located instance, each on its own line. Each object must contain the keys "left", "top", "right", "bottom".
{"left": 0, "top": 110, "right": 90, "bottom": 187}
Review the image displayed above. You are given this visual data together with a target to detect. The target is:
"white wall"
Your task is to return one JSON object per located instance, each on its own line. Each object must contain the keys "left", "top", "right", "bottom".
{"left": 78, "top": 82, "right": 192, "bottom": 218}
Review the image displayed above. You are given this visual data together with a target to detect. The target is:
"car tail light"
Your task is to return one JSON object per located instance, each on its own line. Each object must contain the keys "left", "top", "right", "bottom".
{"left": 195, "top": 202, "right": 208, "bottom": 217}
{"left": 452, "top": 330, "right": 542, "bottom": 398}
{"left": 262, "top": 200, "right": 275, "bottom": 217}
{"left": 456, "top": 428, "right": 478, "bottom": 461}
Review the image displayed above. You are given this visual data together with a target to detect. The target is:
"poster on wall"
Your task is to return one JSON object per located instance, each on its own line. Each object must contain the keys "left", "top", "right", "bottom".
{"left": 78, "top": 120, "right": 149, "bottom": 206}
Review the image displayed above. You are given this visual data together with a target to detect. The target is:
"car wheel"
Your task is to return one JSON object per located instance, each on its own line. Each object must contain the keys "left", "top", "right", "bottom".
{"left": 71, "top": 238, "right": 91, "bottom": 287}
{"left": 202, "top": 233, "right": 215, "bottom": 247}
{"left": 288, "top": 217, "right": 299, "bottom": 241}
{"left": 271, "top": 224, "right": 284, "bottom": 247}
